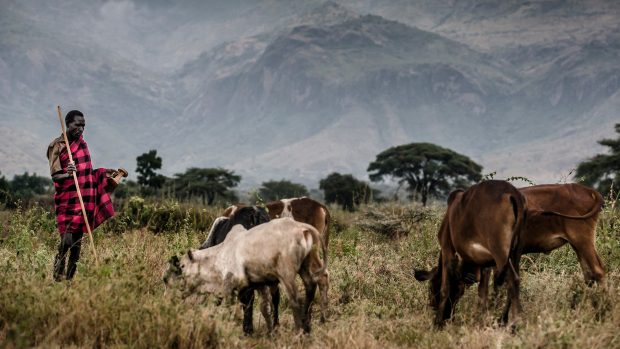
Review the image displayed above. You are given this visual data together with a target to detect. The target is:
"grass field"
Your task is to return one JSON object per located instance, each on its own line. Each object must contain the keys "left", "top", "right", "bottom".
{"left": 0, "top": 201, "right": 619, "bottom": 348}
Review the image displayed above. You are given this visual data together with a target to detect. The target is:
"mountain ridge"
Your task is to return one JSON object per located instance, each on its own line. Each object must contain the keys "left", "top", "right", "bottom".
{"left": 1, "top": 1, "right": 618, "bottom": 188}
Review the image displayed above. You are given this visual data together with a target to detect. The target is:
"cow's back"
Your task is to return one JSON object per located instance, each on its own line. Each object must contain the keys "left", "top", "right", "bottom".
{"left": 448, "top": 180, "right": 524, "bottom": 266}
{"left": 267, "top": 197, "right": 330, "bottom": 245}
{"left": 519, "top": 183, "right": 603, "bottom": 216}
{"left": 235, "top": 218, "right": 318, "bottom": 281}
{"left": 519, "top": 183, "right": 603, "bottom": 254}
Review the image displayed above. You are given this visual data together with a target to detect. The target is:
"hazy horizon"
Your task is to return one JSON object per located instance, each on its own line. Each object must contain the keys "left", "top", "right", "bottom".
{"left": 1, "top": 0, "right": 618, "bottom": 189}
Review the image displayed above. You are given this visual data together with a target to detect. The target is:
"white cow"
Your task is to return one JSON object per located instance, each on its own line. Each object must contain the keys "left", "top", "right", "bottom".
{"left": 164, "top": 218, "right": 327, "bottom": 333}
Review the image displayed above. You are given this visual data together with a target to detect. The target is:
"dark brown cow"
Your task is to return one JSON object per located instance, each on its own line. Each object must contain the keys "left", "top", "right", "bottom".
{"left": 414, "top": 180, "right": 526, "bottom": 327}
{"left": 222, "top": 197, "right": 331, "bottom": 322}
{"left": 477, "top": 183, "right": 606, "bottom": 306}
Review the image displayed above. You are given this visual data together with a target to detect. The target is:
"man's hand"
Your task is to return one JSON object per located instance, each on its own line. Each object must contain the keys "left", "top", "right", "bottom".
{"left": 52, "top": 162, "right": 77, "bottom": 183}
{"left": 66, "top": 162, "right": 76, "bottom": 175}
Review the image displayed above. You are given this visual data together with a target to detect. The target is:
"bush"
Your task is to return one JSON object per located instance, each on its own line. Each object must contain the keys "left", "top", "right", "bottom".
{"left": 355, "top": 203, "right": 435, "bottom": 239}
{"left": 101, "top": 196, "right": 220, "bottom": 235}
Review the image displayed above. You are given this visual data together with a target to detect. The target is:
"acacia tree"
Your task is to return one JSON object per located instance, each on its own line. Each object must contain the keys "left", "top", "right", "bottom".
{"left": 319, "top": 172, "right": 375, "bottom": 211}
{"left": 259, "top": 180, "right": 308, "bottom": 201}
{"left": 575, "top": 123, "right": 620, "bottom": 195}
{"left": 367, "top": 142, "right": 482, "bottom": 206}
{"left": 174, "top": 167, "right": 240, "bottom": 205}
{"left": 136, "top": 150, "right": 166, "bottom": 195}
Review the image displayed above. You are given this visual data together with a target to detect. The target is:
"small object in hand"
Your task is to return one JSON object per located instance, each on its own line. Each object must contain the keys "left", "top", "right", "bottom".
{"left": 106, "top": 168, "right": 128, "bottom": 190}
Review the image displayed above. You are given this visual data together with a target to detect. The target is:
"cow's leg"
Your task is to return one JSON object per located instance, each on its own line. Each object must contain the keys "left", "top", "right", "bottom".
{"left": 317, "top": 268, "right": 329, "bottom": 323}
{"left": 299, "top": 266, "right": 318, "bottom": 333}
{"left": 568, "top": 237, "right": 608, "bottom": 312}
{"left": 279, "top": 271, "right": 304, "bottom": 331}
{"left": 568, "top": 231, "right": 606, "bottom": 288}
{"left": 478, "top": 268, "right": 491, "bottom": 312}
{"left": 435, "top": 255, "right": 455, "bottom": 327}
{"left": 500, "top": 258, "right": 522, "bottom": 327}
{"left": 448, "top": 259, "right": 466, "bottom": 320}
{"left": 270, "top": 285, "right": 280, "bottom": 327}
{"left": 315, "top": 216, "right": 330, "bottom": 323}
{"left": 238, "top": 287, "right": 255, "bottom": 335}
{"left": 257, "top": 286, "right": 274, "bottom": 333}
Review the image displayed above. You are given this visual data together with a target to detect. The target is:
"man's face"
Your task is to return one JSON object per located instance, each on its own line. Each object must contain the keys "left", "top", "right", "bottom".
{"left": 67, "top": 115, "right": 85, "bottom": 140}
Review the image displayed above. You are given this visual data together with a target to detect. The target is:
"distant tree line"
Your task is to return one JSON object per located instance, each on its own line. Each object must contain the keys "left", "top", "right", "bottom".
{"left": 7, "top": 123, "right": 615, "bottom": 212}
{"left": 0, "top": 172, "right": 53, "bottom": 208}
{"left": 0, "top": 143, "right": 487, "bottom": 211}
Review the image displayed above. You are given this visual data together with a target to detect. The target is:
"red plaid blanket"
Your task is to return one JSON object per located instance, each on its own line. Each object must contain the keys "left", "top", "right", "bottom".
{"left": 54, "top": 136, "right": 115, "bottom": 234}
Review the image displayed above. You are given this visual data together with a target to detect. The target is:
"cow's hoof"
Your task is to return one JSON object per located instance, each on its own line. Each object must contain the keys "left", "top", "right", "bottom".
{"left": 242, "top": 326, "right": 254, "bottom": 336}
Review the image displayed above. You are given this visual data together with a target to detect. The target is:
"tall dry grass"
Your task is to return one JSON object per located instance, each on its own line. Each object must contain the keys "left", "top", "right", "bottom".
{"left": 0, "top": 201, "right": 619, "bottom": 348}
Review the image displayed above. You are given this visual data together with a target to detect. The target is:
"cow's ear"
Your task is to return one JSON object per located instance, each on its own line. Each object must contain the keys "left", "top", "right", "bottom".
{"left": 169, "top": 255, "right": 180, "bottom": 266}
{"left": 187, "top": 250, "right": 194, "bottom": 261}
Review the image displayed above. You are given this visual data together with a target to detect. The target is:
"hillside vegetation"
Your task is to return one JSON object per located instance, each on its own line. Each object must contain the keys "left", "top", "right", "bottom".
{"left": 0, "top": 200, "right": 619, "bottom": 348}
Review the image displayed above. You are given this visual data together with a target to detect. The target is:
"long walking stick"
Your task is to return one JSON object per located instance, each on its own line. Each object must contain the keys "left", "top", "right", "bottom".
{"left": 56, "top": 105, "right": 100, "bottom": 267}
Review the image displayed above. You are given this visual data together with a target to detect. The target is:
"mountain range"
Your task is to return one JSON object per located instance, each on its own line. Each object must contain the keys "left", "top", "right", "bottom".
{"left": 1, "top": 0, "right": 618, "bottom": 189}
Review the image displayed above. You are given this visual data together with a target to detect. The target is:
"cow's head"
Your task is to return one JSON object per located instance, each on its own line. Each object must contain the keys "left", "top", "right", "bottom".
{"left": 163, "top": 255, "right": 183, "bottom": 285}
{"left": 163, "top": 249, "right": 227, "bottom": 296}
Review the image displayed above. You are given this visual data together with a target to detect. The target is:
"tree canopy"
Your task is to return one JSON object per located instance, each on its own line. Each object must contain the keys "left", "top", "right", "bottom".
{"left": 0, "top": 172, "right": 11, "bottom": 207}
{"left": 136, "top": 150, "right": 166, "bottom": 195}
{"left": 0, "top": 172, "right": 53, "bottom": 208}
{"left": 319, "top": 172, "right": 375, "bottom": 211}
{"left": 367, "top": 142, "right": 482, "bottom": 206}
{"left": 173, "top": 167, "right": 240, "bottom": 205}
{"left": 259, "top": 180, "right": 308, "bottom": 201}
{"left": 575, "top": 123, "right": 620, "bottom": 196}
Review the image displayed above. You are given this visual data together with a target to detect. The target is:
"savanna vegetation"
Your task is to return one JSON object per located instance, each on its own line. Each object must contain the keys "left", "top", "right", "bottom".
{"left": 1, "top": 126, "right": 619, "bottom": 348}
{"left": 0, "top": 196, "right": 618, "bottom": 348}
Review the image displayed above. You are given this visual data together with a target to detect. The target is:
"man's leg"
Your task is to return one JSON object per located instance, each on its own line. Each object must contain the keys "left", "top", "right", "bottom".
{"left": 53, "top": 233, "right": 71, "bottom": 282}
{"left": 66, "top": 232, "right": 83, "bottom": 280}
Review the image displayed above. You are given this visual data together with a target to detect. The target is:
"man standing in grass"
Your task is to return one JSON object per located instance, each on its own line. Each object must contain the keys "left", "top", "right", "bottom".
{"left": 47, "top": 110, "right": 118, "bottom": 281}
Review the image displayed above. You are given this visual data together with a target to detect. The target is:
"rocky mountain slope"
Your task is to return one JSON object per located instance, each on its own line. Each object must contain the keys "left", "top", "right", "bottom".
{"left": 1, "top": 1, "right": 618, "bottom": 187}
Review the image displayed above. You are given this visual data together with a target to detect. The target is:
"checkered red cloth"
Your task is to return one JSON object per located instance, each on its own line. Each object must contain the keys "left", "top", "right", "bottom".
{"left": 54, "top": 136, "right": 115, "bottom": 234}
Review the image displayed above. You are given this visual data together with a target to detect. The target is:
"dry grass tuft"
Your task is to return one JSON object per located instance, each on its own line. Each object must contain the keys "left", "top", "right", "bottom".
{"left": 355, "top": 203, "right": 435, "bottom": 239}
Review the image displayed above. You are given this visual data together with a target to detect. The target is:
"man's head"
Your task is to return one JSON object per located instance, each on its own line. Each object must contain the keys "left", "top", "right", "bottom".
{"left": 65, "top": 110, "right": 85, "bottom": 141}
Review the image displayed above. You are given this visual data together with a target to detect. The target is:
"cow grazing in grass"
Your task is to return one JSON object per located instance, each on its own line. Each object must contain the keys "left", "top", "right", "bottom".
{"left": 199, "top": 206, "right": 275, "bottom": 334}
{"left": 414, "top": 180, "right": 526, "bottom": 327}
{"left": 476, "top": 183, "right": 606, "bottom": 307}
{"left": 222, "top": 197, "right": 331, "bottom": 322}
{"left": 164, "top": 218, "right": 327, "bottom": 334}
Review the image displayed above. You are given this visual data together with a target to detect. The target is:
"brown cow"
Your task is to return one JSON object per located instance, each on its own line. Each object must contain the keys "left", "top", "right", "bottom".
{"left": 222, "top": 197, "right": 331, "bottom": 322}
{"left": 414, "top": 180, "right": 526, "bottom": 327}
{"left": 477, "top": 183, "right": 605, "bottom": 307}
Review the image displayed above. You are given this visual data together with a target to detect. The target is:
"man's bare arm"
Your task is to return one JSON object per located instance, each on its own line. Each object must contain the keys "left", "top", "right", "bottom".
{"left": 51, "top": 163, "right": 76, "bottom": 183}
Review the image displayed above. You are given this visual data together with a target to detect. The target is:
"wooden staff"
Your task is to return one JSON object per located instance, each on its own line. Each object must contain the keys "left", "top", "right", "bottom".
{"left": 56, "top": 105, "right": 100, "bottom": 267}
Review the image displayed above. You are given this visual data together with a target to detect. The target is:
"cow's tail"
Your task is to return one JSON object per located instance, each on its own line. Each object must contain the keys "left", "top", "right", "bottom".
{"left": 495, "top": 191, "right": 526, "bottom": 286}
{"left": 305, "top": 225, "right": 328, "bottom": 279}
{"left": 320, "top": 205, "right": 330, "bottom": 276}
{"left": 535, "top": 190, "right": 604, "bottom": 219}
